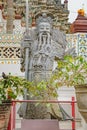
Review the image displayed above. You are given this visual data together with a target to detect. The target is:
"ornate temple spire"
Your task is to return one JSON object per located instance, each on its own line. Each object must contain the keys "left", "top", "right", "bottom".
{"left": 0, "top": 0, "right": 70, "bottom": 33}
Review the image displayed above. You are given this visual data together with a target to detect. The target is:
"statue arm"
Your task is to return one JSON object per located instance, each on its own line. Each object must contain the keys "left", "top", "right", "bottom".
{"left": 65, "top": 46, "right": 77, "bottom": 57}
{"left": 52, "top": 29, "right": 67, "bottom": 49}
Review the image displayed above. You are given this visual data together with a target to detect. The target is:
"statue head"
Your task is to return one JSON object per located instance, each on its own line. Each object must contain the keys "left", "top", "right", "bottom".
{"left": 38, "top": 22, "right": 51, "bottom": 34}
{"left": 36, "top": 13, "right": 53, "bottom": 35}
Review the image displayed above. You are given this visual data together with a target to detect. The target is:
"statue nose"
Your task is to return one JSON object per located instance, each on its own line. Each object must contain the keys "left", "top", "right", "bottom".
{"left": 43, "top": 31, "right": 47, "bottom": 34}
{"left": 37, "top": 61, "right": 43, "bottom": 67}
{"left": 37, "top": 55, "right": 42, "bottom": 64}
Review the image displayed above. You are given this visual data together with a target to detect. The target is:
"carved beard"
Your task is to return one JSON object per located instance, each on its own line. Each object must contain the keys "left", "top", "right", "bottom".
{"left": 38, "top": 32, "right": 51, "bottom": 50}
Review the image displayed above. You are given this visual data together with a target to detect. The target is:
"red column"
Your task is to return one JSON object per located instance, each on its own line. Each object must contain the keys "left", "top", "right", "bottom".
{"left": 71, "top": 97, "right": 76, "bottom": 130}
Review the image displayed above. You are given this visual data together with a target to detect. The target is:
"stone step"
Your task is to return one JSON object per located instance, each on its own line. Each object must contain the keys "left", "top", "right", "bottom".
{"left": 15, "top": 129, "right": 21, "bottom": 130}
{"left": 15, "top": 129, "right": 71, "bottom": 130}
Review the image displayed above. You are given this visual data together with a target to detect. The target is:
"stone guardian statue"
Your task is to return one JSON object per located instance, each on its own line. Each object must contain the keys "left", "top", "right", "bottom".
{"left": 18, "top": 12, "right": 70, "bottom": 119}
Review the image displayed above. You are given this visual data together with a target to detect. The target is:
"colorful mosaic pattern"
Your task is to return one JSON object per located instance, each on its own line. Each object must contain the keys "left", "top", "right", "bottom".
{"left": 0, "top": 33, "right": 22, "bottom": 45}
{"left": 13, "top": 20, "right": 25, "bottom": 34}
{"left": 0, "top": 33, "right": 87, "bottom": 64}
{"left": 0, "top": 33, "right": 21, "bottom": 64}
{"left": 66, "top": 33, "right": 87, "bottom": 59}
{"left": 78, "top": 34, "right": 87, "bottom": 58}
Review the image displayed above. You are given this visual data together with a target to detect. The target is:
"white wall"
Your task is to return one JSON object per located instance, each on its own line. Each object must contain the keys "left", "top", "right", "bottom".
{"left": 0, "top": 63, "right": 24, "bottom": 77}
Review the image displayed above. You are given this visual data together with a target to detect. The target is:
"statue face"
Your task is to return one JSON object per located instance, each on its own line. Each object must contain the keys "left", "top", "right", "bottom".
{"left": 39, "top": 22, "right": 51, "bottom": 34}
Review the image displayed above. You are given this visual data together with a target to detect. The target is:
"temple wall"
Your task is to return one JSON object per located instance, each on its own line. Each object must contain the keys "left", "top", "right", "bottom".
{"left": 0, "top": 33, "right": 87, "bottom": 65}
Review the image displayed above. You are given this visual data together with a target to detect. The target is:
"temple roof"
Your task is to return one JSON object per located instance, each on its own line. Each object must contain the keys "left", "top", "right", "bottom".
{"left": 70, "top": 9, "right": 87, "bottom": 33}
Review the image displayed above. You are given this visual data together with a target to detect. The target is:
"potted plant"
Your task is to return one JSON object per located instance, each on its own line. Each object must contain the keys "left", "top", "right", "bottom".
{"left": 49, "top": 55, "right": 87, "bottom": 130}
{"left": 0, "top": 72, "right": 33, "bottom": 130}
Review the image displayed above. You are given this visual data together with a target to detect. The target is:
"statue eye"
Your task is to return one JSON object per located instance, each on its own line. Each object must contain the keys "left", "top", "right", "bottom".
{"left": 46, "top": 28, "right": 49, "bottom": 30}
{"left": 40, "top": 27, "right": 44, "bottom": 30}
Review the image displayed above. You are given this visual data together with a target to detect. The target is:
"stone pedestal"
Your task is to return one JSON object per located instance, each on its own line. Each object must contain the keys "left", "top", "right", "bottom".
{"left": 21, "top": 119, "right": 59, "bottom": 130}
{"left": 75, "top": 85, "right": 87, "bottom": 123}
{"left": 75, "top": 85, "right": 87, "bottom": 130}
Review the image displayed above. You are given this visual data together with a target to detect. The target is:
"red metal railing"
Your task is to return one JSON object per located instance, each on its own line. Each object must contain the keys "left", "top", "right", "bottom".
{"left": 7, "top": 97, "right": 76, "bottom": 130}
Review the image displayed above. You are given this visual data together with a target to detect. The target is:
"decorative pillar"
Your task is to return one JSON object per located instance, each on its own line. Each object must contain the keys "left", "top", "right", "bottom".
{"left": 6, "top": 0, "right": 14, "bottom": 34}
{"left": 26, "top": 0, "right": 29, "bottom": 31}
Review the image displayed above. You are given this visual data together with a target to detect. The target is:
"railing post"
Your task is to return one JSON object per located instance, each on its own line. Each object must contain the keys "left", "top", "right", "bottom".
{"left": 7, "top": 102, "right": 16, "bottom": 130}
{"left": 7, "top": 102, "right": 13, "bottom": 130}
{"left": 13, "top": 102, "right": 16, "bottom": 130}
{"left": 7, "top": 112, "right": 11, "bottom": 130}
{"left": 71, "top": 96, "right": 76, "bottom": 130}
{"left": 11, "top": 102, "right": 14, "bottom": 130}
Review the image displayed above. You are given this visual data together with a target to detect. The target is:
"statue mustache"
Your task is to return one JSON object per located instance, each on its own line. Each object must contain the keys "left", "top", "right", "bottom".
{"left": 41, "top": 32, "right": 49, "bottom": 36}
